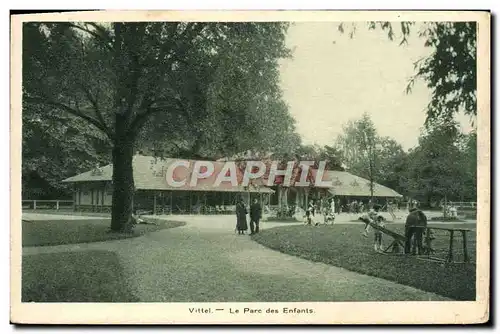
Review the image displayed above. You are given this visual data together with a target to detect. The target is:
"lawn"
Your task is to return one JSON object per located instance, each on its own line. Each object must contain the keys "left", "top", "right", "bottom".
{"left": 22, "top": 250, "right": 139, "bottom": 302}
{"left": 252, "top": 223, "right": 476, "bottom": 301}
{"left": 22, "top": 219, "right": 185, "bottom": 247}
{"left": 23, "top": 209, "right": 111, "bottom": 217}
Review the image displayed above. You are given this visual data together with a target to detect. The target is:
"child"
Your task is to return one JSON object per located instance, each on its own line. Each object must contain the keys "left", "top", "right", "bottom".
{"left": 362, "top": 204, "right": 380, "bottom": 237}
{"left": 373, "top": 215, "right": 386, "bottom": 252}
{"left": 388, "top": 201, "right": 397, "bottom": 221}
{"left": 423, "top": 228, "right": 436, "bottom": 255}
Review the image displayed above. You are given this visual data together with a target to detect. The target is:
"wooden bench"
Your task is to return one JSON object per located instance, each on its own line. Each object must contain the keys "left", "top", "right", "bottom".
{"left": 366, "top": 221, "right": 406, "bottom": 254}
{"left": 427, "top": 226, "right": 473, "bottom": 263}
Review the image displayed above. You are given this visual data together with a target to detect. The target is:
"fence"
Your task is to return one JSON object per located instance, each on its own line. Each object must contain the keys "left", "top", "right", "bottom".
{"left": 22, "top": 200, "right": 74, "bottom": 210}
{"left": 447, "top": 202, "right": 477, "bottom": 210}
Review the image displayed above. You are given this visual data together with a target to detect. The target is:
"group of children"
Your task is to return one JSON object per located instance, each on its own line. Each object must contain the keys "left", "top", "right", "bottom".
{"left": 304, "top": 198, "right": 336, "bottom": 226}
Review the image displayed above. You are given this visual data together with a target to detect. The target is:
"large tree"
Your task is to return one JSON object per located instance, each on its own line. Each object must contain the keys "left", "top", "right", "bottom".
{"left": 373, "top": 136, "right": 408, "bottom": 194}
{"left": 335, "top": 113, "right": 378, "bottom": 198}
{"left": 335, "top": 113, "right": 407, "bottom": 197}
{"left": 23, "top": 22, "right": 292, "bottom": 231}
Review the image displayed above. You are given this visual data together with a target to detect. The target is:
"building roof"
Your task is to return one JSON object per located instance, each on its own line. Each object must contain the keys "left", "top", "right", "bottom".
{"left": 63, "top": 154, "right": 403, "bottom": 197}
{"left": 62, "top": 155, "right": 274, "bottom": 193}
{"left": 312, "top": 170, "right": 403, "bottom": 197}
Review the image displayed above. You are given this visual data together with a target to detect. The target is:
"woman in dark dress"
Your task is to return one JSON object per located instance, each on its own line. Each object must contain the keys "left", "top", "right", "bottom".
{"left": 235, "top": 198, "right": 248, "bottom": 234}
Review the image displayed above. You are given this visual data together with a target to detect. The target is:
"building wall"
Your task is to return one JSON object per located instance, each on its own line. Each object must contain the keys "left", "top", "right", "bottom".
{"left": 71, "top": 181, "right": 272, "bottom": 214}
{"left": 75, "top": 182, "right": 109, "bottom": 208}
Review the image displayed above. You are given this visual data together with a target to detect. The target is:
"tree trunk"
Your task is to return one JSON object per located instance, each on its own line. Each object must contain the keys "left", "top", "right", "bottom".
{"left": 110, "top": 131, "right": 135, "bottom": 232}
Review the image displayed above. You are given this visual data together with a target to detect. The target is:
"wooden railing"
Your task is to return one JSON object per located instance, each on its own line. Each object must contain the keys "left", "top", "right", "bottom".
{"left": 22, "top": 200, "right": 74, "bottom": 210}
{"left": 447, "top": 202, "right": 477, "bottom": 209}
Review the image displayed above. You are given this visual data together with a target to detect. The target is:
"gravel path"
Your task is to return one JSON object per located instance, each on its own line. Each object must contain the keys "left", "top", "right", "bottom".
{"left": 22, "top": 213, "right": 451, "bottom": 302}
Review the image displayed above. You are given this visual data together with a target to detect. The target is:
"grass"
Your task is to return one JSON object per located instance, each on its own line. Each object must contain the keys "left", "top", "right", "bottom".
{"left": 23, "top": 209, "right": 111, "bottom": 217}
{"left": 265, "top": 217, "right": 300, "bottom": 223}
{"left": 22, "top": 250, "right": 139, "bottom": 302}
{"left": 22, "top": 219, "right": 185, "bottom": 247}
{"left": 430, "top": 216, "right": 467, "bottom": 222}
{"left": 252, "top": 223, "right": 476, "bottom": 301}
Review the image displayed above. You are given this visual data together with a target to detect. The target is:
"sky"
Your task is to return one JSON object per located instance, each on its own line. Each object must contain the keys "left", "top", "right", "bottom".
{"left": 278, "top": 22, "right": 473, "bottom": 151}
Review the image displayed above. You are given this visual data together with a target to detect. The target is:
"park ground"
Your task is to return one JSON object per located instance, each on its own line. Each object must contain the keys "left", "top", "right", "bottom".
{"left": 20, "top": 211, "right": 475, "bottom": 302}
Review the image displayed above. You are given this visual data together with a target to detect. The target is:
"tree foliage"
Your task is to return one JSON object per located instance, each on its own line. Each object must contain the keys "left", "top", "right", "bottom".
{"left": 404, "top": 121, "right": 476, "bottom": 205}
{"left": 22, "top": 103, "right": 111, "bottom": 199}
{"left": 335, "top": 113, "right": 378, "bottom": 177}
{"left": 335, "top": 113, "right": 476, "bottom": 204}
{"left": 335, "top": 113, "right": 408, "bottom": 195}
{"left": 23, "top": 21, "right": 294, "bottom": 230}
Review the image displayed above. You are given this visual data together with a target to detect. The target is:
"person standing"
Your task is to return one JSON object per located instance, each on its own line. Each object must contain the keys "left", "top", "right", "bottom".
{"left": 235, "top": 197, "right": 248, "bottom": 235}
{"left": 388, "top": 200, "right": 396, "bottom": 221}
{"left": 306, "top": 200, "right": 315, "bottom": 225}
{"left": 373, "top": 215, "right": 386, "bottom": 252}
{"left": 404, "top": 203, "right": 428, "bottom": 255}
{"left": 328, "top": 198, "right": 336, "bottom": 224}
{"left": 249, "top": 198, "right": 262, "bottom": 235}
{"left": 362, "top": 204, "right": 380, "bottom": 237}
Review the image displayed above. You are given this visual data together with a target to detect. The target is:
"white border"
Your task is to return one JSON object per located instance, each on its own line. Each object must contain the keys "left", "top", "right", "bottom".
{"left": 6, "top": 5, "right": 493, "bottom": 327}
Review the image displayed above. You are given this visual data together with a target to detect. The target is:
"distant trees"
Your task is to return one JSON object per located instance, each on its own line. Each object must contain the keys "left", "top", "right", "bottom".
{"left": 337, "top": 21, "right": 478, "bottom": 206}
{"left": 334, "top": 113, "right": 476, "bottom": 206}
{"left": 405, "top": 121, "right": 477, "bottom": 206}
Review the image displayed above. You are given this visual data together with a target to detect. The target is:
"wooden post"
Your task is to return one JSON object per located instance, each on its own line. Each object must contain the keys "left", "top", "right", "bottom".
{"left": 204, "top": 192, "right": 207, "bottom": 214}
{"left": 56, "top": 200, "right": 59, "bottom": 210}
{"left": 153, "top": 193, "right": 157, "bottom": 215}
{"left": 462, "top": 230, "right": 470, "bottom": 263}
{"left": 443, "top": 195, "right": 447, "bottom": 218}
{"left": 189, "top": 192, "right": 192, "bottom": 214}
{"left": 73, "top": 185, "right": 76, "bottom": 211}
{"left": 131, "top": 192, "right": 135, "bottom": 213}
{"left": 277, "top": 186, "right": 281, "bottom": 209}
{"left": 447, "top": 230, "right": 455, "bottom": 263}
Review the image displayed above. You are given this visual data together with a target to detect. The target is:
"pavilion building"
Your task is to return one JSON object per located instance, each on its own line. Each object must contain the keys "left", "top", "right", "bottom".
{"left": 62, "top": 153, "right": 403, "bottom": 214}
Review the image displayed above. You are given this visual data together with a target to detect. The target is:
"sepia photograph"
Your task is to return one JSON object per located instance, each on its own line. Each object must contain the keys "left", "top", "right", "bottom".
{"left": 10, "top": 10, "right": 490, "bottom": 324}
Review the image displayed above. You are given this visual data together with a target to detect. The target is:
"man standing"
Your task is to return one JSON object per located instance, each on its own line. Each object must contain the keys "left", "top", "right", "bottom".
{"left": 249, "top": 198, "right": 262, "bottom": 235}
{"left": 404, "top": 203, "right": 428, "bottom": 255}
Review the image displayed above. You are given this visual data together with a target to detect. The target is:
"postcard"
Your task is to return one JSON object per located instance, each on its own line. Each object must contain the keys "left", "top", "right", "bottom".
{"left": 10, "top": 9, "right": 490, "bottom": 324}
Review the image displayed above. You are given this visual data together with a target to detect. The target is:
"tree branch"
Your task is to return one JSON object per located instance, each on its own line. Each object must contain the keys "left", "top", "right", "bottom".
{"left": 127, "top": 98, "right": 181, "bottom": 136}
{"left": 87, "top": 23, "right": 113, "bottom": 41}
{"left": 77, "top": 82, "right": 112, "bottom": 137}
{"left": 25, "top": 96, "right": 113, "bottom": 141}
{"left": 67, "top": 23, "right": 113, "bottom": 50}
